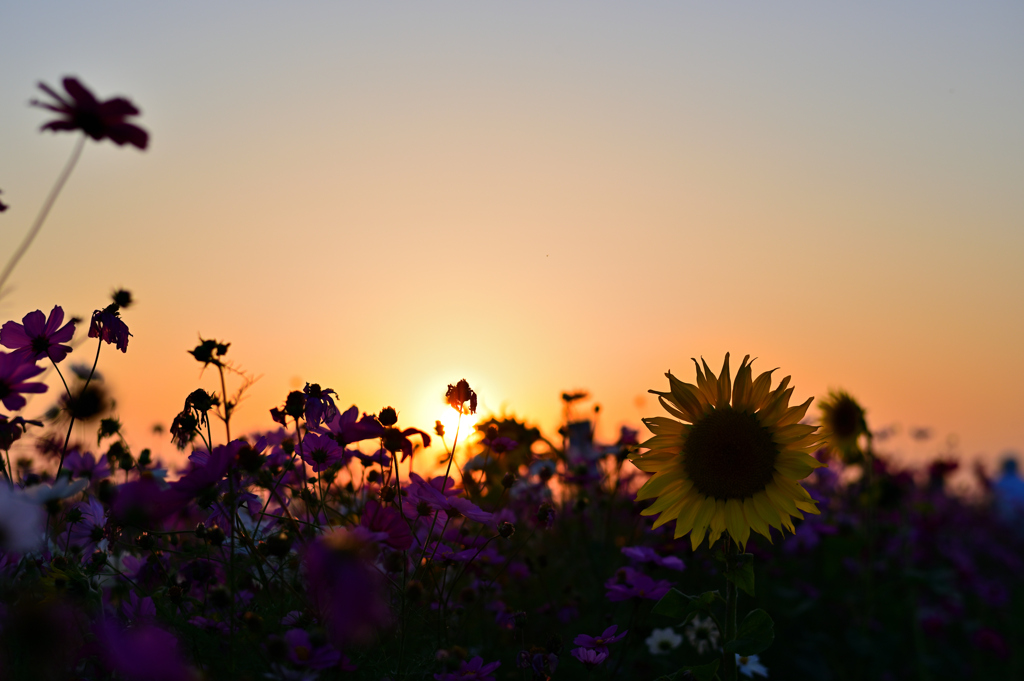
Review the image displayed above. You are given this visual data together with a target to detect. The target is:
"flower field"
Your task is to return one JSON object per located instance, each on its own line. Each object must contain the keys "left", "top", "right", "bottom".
{"left": 1, "top": 77, "right": 1022, "bottom": 681}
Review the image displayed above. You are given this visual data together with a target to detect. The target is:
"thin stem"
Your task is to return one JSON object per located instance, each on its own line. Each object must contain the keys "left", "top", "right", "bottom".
{"left": 56, "top": 336, "right": 101, "bottom": 479}
{"left": 723, "top": 540, "right": 739, "bottom": 681}
{"left": 0, "top": 135, "right": 87, "bottom": 296}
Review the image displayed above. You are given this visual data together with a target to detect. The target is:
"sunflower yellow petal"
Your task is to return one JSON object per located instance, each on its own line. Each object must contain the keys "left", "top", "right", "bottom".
{"left": 716, "top": 353, "right": 732, "bottom": 408}
{"left": 764, "top": 481, "right": 803, "bottom": 520}
{"left": 642, "top": 417, "right": 686, "bottom": 436}
{"left": 751, "top": 491, "right": 783, "bottom": 531}
{"left": 699, "top": 357, "right": 720, "bottom": 405}
{"left": 640, "top": 484, "right": 687, "bottom": 516}
{"left": 707, "top": 499, "right": 728, "bottom": 547}
{"left": 724, "top": 498, "right": 750, "bottom": 549}
{"left": 635, "top": 469, "right": 686, "bottom": 500}
{"left": 773, "top": 473, "right": 815, "bottom": 502}
{"left": 651, "top": 497, "right": 688, "bottom": 529}
{"left": 732, "top": 356, "right": 754, "bottom": 410}
{"left": 774, "top": 451, "right": 825, "bottom": 480}
{"left": 795, "top": 499, "right": 821, "bottom": 515}
{"left": 743, "top": 497, "right": 772, "bottom": 542}
{"left": 776, "top": 396, "right": 814, "bottom": 427}
{"left": 749, "top": 368, "right": 777, "bottom": 410}
{"left": 673, "top": 494, "right": 704, "bottom": 539}
{"left": 689, "top": 496, "right": 717, "bottom": 551}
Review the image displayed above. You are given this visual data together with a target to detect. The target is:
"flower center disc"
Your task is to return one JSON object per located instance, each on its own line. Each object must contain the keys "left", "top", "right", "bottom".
{"left": 682, "top": 407, "right": 778, "bottom": 500}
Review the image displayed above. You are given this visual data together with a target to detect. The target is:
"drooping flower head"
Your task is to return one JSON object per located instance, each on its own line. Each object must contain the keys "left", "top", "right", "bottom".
{"left": 446, "top": 379, "right": 477, "bottom": 415}
{"left": 303, "top": 383, "right": 338, "bottom": 429}
{"left": 1, "top": 306, "right": 77, "bottom": 363}
{"left": 631, "top": 353, "right": 824, "bottom": 550}
{"left": 0, "top": 352, "right": 47, "bottom": 411}
{"left": 89, "top": 304, "right": 131, "bottom": 353}
{"left": 31, "top": 77, "right": 148, "bottom": 149}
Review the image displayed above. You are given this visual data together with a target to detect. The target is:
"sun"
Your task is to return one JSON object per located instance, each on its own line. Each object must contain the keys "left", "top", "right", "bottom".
{"left": 629, "top": 353, "right": 825, "bottom": 551}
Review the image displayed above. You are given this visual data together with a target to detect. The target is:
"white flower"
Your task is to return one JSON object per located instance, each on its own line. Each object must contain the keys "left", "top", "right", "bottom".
{"left": 736, "top": 654, "right": 769, "bottom": 678}
{"left": 23, "top": 477, "right": 88, "bottom": 503}
{"left": 645, "top": 627, "right": 683, "bottom": 655}
{"left": 684, "top": 614, "right": 721, "bottom": 655}
{"left": 0, "top": 485, "right": 45, "bottom": 553}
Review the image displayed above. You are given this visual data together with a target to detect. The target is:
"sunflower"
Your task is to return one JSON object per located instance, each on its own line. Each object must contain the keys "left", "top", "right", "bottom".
{"left": 630, "top": 353, "right": 824, "bottom": 551}
{"left": 818, "top": 390, "right": 869, "bottom": 463}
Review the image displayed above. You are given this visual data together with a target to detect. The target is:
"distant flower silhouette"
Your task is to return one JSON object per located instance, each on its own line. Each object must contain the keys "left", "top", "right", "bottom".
{"left": 1, "top": 305, "right": 76, "bottom": 363}
{"left": 0, "top": 189, "right": 8, "bottom": 212}
{"left": 32, "top": 77, "right": 148, "bottom": 149}
{"left": 446, "top": 379, "right": 477, "bottom": 415}
{"left": 0, "top": 351, "right": 47, "bottom": 411}
{"left": 89, "top": 304, "right": 131, "bottom": 353}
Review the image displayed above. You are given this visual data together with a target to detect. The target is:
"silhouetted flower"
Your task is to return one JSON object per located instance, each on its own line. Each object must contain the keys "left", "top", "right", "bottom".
{"left": 382, "top": 426, "right": 431, "bottom": 461}
{"left": 0, "top": 189, "right": 7, "bottom": 212}
{"left": 299, "top": 431, "right": 344, "bottom": 472}
{"left": 32, "top": 77, "right": 148, "bottom": 149}
{"left": 303, "top": 383, "right": 338, "bottom": 428}
{"left": 446, "top": 379, "right": 477, "bottom": 415}
{"left": 0, "top": 352, "right": 47, "bottom": 411}
{"left": 0, "top": 414, "right": 41, "bottom": 450}
{"left": 89, "top": 304, "right": 131, "bottom": 353}
{"left": 1, "top": 306, "right": 75, "bottom": 364}
{"left": 328, "top": 406, "right": 386, "bottom": 445}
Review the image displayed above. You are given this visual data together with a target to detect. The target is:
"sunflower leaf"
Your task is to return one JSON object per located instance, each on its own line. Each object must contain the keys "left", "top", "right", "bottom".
{"left": 725, "top": 556, "right": 755, "bottom": 596}
{"left": 724, "top": 609, "right": 775, "bottom": 655}
{"left": 651, "top": 589, "right": 723, "bottom": 621}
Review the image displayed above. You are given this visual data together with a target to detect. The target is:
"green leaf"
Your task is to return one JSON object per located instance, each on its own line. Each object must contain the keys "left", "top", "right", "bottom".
{"left": 651, "top": 589, "right": 693, "bottom": 619}
{"left": 725, "top": 560, "right": 755, "bottom": 597}
{"left": 652, "top": 589, "right": 723, "bottom": 622}
{"left": 724, "top": 609, "right": 774, "bottom": 655}
{"left": 669, "top": 660, "right": 720, "bottom": 681}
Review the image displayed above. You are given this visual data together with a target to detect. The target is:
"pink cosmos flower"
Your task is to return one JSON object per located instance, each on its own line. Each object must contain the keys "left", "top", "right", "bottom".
{"left": 573, "top": 624, "right": 628, "bottom": 653}
{"left": 299, "top": 431, "right": 344, "bottom": 472}
{"left": 89, "top": 304, "right": 131, "bottom": 353}
{"left": 604, "top": 567, "right": 673, "bottom": 602}
{"left": 283, "top": 629, "right": 342, "bottom": 669}
{"left": 32, "top": 77, "right": 149, "bottom": 149}
{"left": 1, "top": 306, "right": 76, "bottom": 363}
{"left": 571, "top": 647, "right": 609, "bottom": 669}
{"left": 407, "top": 473, "right": 493, "bottom": 524}
{"left": 434, "top": 656, "right": 500, "bottom": 681}
{"left": 0, "top": 351, "right": 47, "bottom": 411}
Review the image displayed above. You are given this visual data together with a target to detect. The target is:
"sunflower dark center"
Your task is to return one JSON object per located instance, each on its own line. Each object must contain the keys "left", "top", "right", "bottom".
{"left": 682, "top": 407, "right": 778, "bottom": 500}
{"left": 830, "top": 398, "right": 862, "bottom": 440}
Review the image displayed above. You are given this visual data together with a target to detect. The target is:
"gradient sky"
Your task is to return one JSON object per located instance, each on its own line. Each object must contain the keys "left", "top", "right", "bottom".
{"left": 2, "top": 2, "right": 1022, "bottom": 474}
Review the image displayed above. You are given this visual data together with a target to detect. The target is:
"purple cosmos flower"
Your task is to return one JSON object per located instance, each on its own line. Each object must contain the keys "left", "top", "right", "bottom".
{"left": 573, "top": 624, "right": 628, "bottom": 653}
{"left": 121, "top": 591, "right": 157, "bottom": 625}
{"left": 360, "top": 499, "right": 413, "bottom": 550}
{"left": 304, "top": 528, "right": 390, "bottom": 647}
{"left": 89, "top": 304, "right": 131, "bottom": 353}
{"left": 283, "top": 628, "right": 342, "bottom": 669}
{"left": 1, "top": 306, "right": 76, "bottom": 363}
{"left": 299, "top": 431, "right": 344, "bottom": 472}
{"left": 572, "top": 647, "right": 609, "bottom": 669}
{"left": 110, "top": 477, "right": 183, "bottom": 529}
{"left": 0, "top": 352, "right": 46, "bottom": 411}
{"left": 434, "top": 656, "right": 500, "bottom": 681}
{"left": 99, "top": 622, "right": 192, "bottom": 681}
{"left": 408, "top": 473, "right": 493, "bottom": 524}
{"left": 328, "top": 406, "right": 386, "bottom": 445}
{"left": 604, "top": 567, "right": 673, "bottom": 602}
{"left": 63, "top": 450, "right": 111, "bottom": 481}
{"left": 621, "top": 545, "right": 686, "bottom": 571}
{"left": 0, "top": 414, "right": 41, "bottom": 449}
{"left": 303, "top": 383, "right": 338, "bottom": 429}
{"left": 67, "top": 497, "right": 107, "bottom": 554}
{"left": 32, "top": 77, "right": 148, "bottom": 149}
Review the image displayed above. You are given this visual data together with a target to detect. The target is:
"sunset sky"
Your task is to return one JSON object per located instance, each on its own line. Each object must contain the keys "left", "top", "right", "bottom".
{"left": 2, "top": 2, "right": 1022, "bottom": 475}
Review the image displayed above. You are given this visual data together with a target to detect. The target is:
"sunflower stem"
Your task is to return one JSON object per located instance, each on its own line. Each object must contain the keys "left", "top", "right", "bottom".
{"left": 723, "top": 539, "right": 739, "bottom": 681}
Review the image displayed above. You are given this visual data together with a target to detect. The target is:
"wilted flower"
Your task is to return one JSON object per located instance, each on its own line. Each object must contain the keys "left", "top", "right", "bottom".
{"left": 32, "top": 77, "right": 148, "bottom": 149}
{"left": 1, "top": 306, "right": 76, "bottom": 363}
{"left": 303, "top": 383, "right": 338, "bottom": 428}
{"left": 645, "top": 627, "right": 682, "bottom": 655}
{"left": 445, "top": 379, "right": 477, "bottom": 415}
{"left": 89, "top": 304, "right": 131, "bottom": 353}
